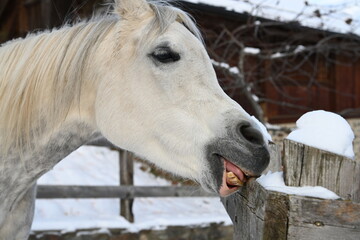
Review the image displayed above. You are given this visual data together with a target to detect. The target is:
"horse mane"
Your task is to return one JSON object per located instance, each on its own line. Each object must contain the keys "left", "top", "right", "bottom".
{"left": 0, "top": 18, "right": 117, "bottom": 156}
{"left": 0, "top": 0, "right": 202, "bottom": 156}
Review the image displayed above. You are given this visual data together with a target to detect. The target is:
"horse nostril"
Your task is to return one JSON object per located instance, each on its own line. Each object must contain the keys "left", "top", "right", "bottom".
{"left": 238, "top": 122, "right": 264, "bottom": 146}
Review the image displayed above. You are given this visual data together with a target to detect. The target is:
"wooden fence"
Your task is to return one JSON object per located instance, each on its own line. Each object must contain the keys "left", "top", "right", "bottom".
{"left": 222, "top": 139, "right": 360, "bottom": 240}
{"left": 36, "top": 137, "right": 216, "bottom": 222}
{"left": 36, "top": 137, "right": 360, "bottom": 239}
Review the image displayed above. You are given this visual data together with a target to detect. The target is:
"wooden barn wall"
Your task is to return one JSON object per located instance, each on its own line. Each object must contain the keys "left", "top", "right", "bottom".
{"left": 1, "top": 0, "right": 360, "bottom": 123}
{"left": 334, "top": 55, "right": 360, "bottom": 115}
{"left": 0, "top": 0, "right": 106, "bottom": 43}
{"left": 184, "top": 5, "right": 360, "bottom": 123}
{"left": 262, "top": 53, "right": 335, "bottom": 122}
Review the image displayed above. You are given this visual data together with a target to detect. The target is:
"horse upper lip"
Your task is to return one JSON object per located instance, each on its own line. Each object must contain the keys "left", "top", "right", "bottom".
{"left": 214, "top": 152, "right": 261, "bottom": 179}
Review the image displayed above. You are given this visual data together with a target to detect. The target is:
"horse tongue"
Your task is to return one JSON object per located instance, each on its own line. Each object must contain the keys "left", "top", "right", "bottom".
{"left": 219, "top": 158, "right": 246, "bottom": 197}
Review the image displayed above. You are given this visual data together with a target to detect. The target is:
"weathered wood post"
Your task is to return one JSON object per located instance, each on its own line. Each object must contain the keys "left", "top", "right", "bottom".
{"left": 221, "top": 142, "right": 360, "bottom": 240}
{"left": 119, "top": 149, "right": 134, "bottom": 222}
{"left": 283, "top": 139, "right": 360, "bottom": 202}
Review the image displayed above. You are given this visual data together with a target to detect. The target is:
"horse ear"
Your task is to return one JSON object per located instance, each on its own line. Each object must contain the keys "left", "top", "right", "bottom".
{"left": 115, "top": 0, "right": 152, "bottom": 19}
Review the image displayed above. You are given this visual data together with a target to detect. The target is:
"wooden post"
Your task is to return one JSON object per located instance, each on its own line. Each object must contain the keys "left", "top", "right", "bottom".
{"left": 119, "top": 150, "right": 134, "bottom": 222}
{"left": 222, "top": 142, "right": 360, "bottom": 239}
{"left": 283, "top": 139, "right": 360, "bottom": 202}
{"left": 41, "top": 0, "right": 52, "bottom": 28}
{"left": 264, "top": 143, "right": 282, "bottom": 173}
{"left": 222, "top": 180, "right": 360, "bottom": 240}
{"left": 0, "top": 0, "right": 10, "bottom": 20}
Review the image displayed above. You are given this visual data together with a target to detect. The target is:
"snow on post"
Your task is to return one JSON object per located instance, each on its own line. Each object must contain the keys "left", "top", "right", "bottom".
{"left": 287, "top": 110, "right": 355, "bottom": 159}
{"left": 283, "top": 110, "right": 359, "bottom": 202}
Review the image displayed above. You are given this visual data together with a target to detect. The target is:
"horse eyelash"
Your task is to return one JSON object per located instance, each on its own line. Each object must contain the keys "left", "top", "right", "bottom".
{"left": 150, "top": 47, "right": 180, "bottom": 64}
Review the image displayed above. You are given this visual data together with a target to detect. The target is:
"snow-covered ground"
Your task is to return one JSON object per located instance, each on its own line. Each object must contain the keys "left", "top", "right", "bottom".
{"left": 183, "top": 0, "right": 360, "bottom": 36}
{"left": 31, "top": 146, "right": 232, "bottom": 232}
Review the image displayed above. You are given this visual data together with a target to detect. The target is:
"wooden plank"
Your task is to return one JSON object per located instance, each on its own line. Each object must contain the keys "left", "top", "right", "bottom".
{"left": 18, "top": 0, "right": 29, "bottom": 35}
{"left": 36, "top": 185, "right": 217, "bottom": 199}
{"left": 41, "top": 0, "right": 52, "bottom": 28}
{"left": 289, "top": 197, "right": 360, "bottom": 228}
{"left": 287, "top": 196, "right": 360, "bottom": 240}
{"left": 0, "top": 0, "right": 10, "bottom": 19}
{"left": 222, "top": 180, "right": 360, "bottom": 240}
{"left": 0, "top": 1, "right": 17, "bottom": 43}
{"left": 335, "top": 55, "right": 355, "bottom": 111}
{"left": 119, "top": 150, "right": 134, "bottom": 222}
{"left": 87, "top": 136, "right": 119, "bottom": 149}
{"left": 355, "top": 61, "right": 360, "bottom": 107}
{"left": 283, "top": 139, "right": 359, "bottom": 202}
{"left": 283, "top": 139, "right": 305, "bottom": 186}
{"left": 221, "top": 180, "right": 289, "bottom": 240}
{"left": 288, "top": 224, "right": 360, "bottom": 240}
{"left": 222, "top": 180, "right": 267, "bottom": 240}
{"left": 354, "top": 162, "right": 360, "bottom": 202}
{"left": 262, "top": 192, "right": 289, "bottom": 240}
{"left": 264, "top": 143, "right": 282, "bottom": 173}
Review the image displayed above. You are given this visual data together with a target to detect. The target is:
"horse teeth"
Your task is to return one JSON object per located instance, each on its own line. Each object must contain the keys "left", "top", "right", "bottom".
{"left": 226, "top": 171, "right": 244, "bottom": 186}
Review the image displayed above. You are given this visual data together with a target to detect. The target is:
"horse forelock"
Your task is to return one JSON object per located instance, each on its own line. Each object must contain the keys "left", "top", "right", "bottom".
{"left": 116, "top": 1, "right": 202, "bottom": 47}
{"left": 148, "top": 1, "right": 203, "bottom": 42}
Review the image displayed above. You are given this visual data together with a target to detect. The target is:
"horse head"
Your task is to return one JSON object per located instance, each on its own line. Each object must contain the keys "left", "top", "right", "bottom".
{"left": 94, "top": 0, "right": 270, "bottom": 196}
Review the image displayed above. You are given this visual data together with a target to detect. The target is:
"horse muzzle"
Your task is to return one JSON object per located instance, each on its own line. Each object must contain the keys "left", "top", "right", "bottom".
{"left": 205, "top": 120, "right": 270, "bottom": 196}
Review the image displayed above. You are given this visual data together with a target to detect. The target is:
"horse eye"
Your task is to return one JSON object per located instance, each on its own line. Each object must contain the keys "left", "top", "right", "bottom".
{"left": 151, "top": 47, "right": 180, "bottom": 64}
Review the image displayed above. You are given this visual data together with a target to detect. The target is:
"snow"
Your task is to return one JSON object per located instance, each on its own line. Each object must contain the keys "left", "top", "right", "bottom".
{"left": 31, "top": 146, "right": 232, "bottom": 232}
{"left": 294, "top": 45, "right": 306, "bottom": 53}
{"left": 251, "top": 116, "right": 273, "bottom": 142}
{"left": 287, "top": 110, "right": 355, "bottom": 159}
{"left": 244, "top": 47, "right": 261, "bottom": 55}
{"left": 183, "top": 0, "right": 360, "bottom": 36}
{"left": 270, "top": 52, "right": 286, "bottom": 59}
{"left": 211, "top": 59, "right": 240, "bottom": 74}
{"left": 257, "top": 171, "right": 340, "bottom": 199}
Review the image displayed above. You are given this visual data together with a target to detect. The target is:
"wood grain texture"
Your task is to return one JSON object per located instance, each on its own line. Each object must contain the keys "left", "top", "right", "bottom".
{"left": 265, "top": 143, "right": 282, "bottom": 173}
{"left": 288, "top": 197, "right": 360, "bottom": 228}
{"left": 119, "top": 150, "right": 134, "bottom": 222}
{"left": 222, "top": 179, "right": 360, "bottom": 239}
{"left": 287, "top": 224, "right": 360, "bottom": 240}
{"left": 222, "top": 180, "right": 289, "bottom": 240}
{"left": 287, "top": 196, "right": 360, "bottom": 240}
{"left": 36, "top": 185, "right": 217, "bottom": 199}
{"left": 0, "top": 0, "right": 10, "bottom": 19}
{"left": 283, "top": 139, "right": 359, "bottom": 202}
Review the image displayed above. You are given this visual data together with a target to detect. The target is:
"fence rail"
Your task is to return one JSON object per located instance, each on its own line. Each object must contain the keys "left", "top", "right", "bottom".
{"left": 36, "top": 185, "right": 216, "bottom": 199}
{"left": 36, "top": 137, "right": 217, "bottom": 222}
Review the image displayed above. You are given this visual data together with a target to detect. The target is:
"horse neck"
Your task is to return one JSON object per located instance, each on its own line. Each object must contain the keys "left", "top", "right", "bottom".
{"left": 0, "top": 21, "right": 115, "bottom": 196}
{"left": 0, "top": 19, "right": 116, "bottom": 158}
{"left": 0, "top": 118, "right": 98, "bottom": 220}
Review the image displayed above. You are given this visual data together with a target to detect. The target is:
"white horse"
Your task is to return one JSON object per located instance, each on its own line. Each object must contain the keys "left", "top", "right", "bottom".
{"left": 0, "top": 0, "right": 269, "bottom": 238}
